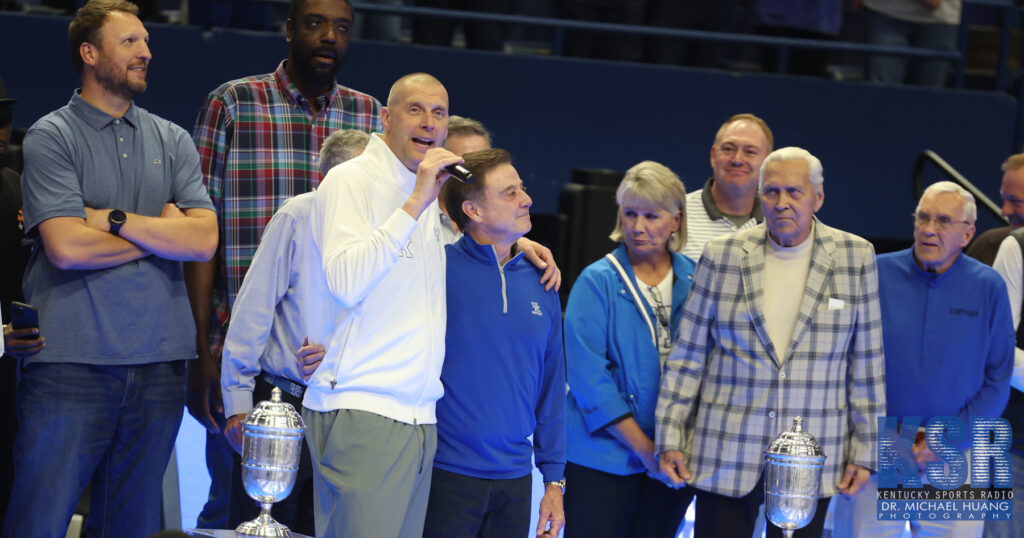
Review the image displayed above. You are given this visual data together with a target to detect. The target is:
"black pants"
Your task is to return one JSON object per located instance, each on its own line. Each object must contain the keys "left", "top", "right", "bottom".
{"left": 227, "top": 377, "right": 315, "bottom": 535}
{"left": 693, "top": 474, "right": 830, "bottom": 538}
{"left": 563, "top": 461, "right": 693, "bottom": 538}
{"left": 422, "top": 468, "right": 532, "bottom": 538}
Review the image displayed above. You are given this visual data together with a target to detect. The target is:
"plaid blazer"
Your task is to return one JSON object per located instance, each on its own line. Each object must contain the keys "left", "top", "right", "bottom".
{"left": 655, "top": 220, "right": 886, "bottom": 497}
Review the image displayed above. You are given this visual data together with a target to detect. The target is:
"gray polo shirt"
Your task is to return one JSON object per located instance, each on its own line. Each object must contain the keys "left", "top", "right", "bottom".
{"left": 681, "top": 177, "right": 763, "bottom": 261}
{"left": 20, "top": 91, "right": 214, "bottom": 365}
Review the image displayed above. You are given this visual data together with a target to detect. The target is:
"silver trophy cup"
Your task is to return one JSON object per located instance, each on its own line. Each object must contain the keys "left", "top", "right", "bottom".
{"left": 236, "top": 387, "right": 306, "bottom": 537}
{"left": 763, "top": 416, "right": 827, "bottom": 538}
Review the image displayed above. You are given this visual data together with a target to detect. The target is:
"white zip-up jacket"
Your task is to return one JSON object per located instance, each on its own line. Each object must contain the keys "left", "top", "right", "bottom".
{"left": 305, "top": 134, "right": 446, "bottom": 425}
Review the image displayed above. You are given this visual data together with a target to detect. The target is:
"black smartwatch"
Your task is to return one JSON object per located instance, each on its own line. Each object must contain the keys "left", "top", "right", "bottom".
{"left": 108, "top": 209, "right": 127, "bottom": 236}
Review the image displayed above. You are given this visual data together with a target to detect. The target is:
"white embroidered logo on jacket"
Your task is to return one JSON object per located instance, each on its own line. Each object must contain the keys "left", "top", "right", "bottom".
{"left": 399, "top": 239, "right": 414, "bottom": 259}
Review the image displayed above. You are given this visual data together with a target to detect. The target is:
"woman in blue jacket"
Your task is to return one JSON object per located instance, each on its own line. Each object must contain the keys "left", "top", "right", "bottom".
{"left": 563, "top": 161, "right": 697, "bottom": 537}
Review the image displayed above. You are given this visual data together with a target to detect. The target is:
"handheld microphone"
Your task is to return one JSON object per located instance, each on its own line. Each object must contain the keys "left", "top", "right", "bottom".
{"left": 445, "top": 164, "right": 474, "bottom": 184}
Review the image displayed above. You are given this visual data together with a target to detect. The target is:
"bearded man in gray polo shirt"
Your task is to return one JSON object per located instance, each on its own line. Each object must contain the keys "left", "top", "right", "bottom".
{"left": 3, "top": 1, "right": 217, "bottom": 536}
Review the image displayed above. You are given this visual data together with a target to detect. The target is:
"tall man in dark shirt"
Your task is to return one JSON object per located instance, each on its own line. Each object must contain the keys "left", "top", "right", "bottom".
{"left": 187, "top": 0, "right": 381, "bottom": 528}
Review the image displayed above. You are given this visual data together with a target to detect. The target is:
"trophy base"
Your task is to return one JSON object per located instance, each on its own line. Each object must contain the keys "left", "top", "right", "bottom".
{"left": 235, "top": 514, "right": 291, "bottom": 538}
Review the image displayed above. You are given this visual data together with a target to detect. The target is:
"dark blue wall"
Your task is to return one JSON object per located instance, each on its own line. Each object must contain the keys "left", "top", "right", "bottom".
{"left": 1, "top": 11, "right": 1018, "bottom": 242}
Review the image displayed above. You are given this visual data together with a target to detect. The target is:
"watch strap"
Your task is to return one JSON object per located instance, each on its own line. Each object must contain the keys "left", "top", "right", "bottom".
{"left": 544, "top": 479, "right": 566, "bottom": 494}
{"left": 108, "top": 209, "right": 126, "bottom": 236}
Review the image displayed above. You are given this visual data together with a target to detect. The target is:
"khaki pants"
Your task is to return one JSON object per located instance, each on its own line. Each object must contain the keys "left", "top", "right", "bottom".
{"left": 303, "top": 408, "right": 437, "bottom": 538}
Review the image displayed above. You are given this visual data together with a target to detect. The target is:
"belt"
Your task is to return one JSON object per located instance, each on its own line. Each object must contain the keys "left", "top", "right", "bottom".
{"left": 257, "top": 371, "right": 305, "bottom": 399}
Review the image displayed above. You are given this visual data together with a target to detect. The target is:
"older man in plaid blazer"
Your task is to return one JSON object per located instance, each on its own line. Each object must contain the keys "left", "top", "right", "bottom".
{"left": 655, "top": 147, "right": 886, "bottom": 538}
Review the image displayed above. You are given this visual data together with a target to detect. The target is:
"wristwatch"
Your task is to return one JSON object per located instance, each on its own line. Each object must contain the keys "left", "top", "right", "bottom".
{"left": 544, "top": 479, "right": 566, "bottom": 494}
{"left": 108, "top": 209, "right": 127, "bottom": 236}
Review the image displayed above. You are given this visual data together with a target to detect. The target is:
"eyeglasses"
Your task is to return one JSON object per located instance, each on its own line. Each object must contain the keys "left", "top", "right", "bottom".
{"left": 647, "top": 286, "right": 671, "bottom": 329}
{"left": 912, "top": 212, "right": 969, "bottom": 231}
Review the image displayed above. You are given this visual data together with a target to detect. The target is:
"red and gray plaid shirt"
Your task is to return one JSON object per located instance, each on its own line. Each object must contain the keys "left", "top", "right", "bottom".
{"left": 192, "top": 60, "right": 382, "bottom": 356}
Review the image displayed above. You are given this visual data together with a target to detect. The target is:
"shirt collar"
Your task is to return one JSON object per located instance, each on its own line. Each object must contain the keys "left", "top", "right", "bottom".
{"left": 458, "top": 233, "right": 525, "bottom": 267}
{"left": 69, "top": 89, "right": 139, "bottom": 131}
{"left": 274, "top": 60, "right": 337, "bottom": 109}
{"left": 909, "top": 247, "right": 962, "bottom": 284}
{"left": 366, "top": 133, "right": 417, "bottom": 194}
{"left": 700, "top": 177, "right": 764, "bottom": 222}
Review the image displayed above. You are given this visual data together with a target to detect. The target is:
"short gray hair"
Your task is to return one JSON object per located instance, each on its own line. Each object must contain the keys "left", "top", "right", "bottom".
{"left": 447, "top": 115, "right": 492, "bottom": 145}
{"left": 1002, "top": 153, "right": 1024, "bottom": 173}
{"left": 609, "top": 161, "right": 688, "bottom": 252}
{"left": 319, "top": 130, "right": 371, "bottom": 175}
{"left": 759, "top": 146, "right": 824, "bottom": 193}
{"left": 918, "top": 180, "right": 977, "bottom": 223}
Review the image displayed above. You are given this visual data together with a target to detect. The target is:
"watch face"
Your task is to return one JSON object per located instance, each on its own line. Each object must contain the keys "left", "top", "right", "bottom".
{"left": 110, "top": 210, "right": 126, "bottom": 224}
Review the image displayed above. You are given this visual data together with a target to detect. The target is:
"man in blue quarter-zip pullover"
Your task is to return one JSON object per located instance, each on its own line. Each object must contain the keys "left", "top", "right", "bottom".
{"left": 831, "top": 181, "right": 1013, "bottom": 538}
{"left": 424, "top": 148, "right": 567, "bottom": 538}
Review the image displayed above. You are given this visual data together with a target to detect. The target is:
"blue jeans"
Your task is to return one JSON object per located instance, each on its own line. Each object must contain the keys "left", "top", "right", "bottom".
{"left": 195, "top": 415, "right": 233, "bottom": 529}
{"left": 3, "top": 360, "right": 186, "bottom": 538}
{"left": 865, "top": 8, "right": 959, "bottom": 87}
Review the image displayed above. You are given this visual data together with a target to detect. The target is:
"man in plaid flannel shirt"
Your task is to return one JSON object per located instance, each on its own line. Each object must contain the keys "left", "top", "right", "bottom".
{"left": 186, "top": 0, "right": 381, "bottom": 528}
{"left": 655, "top": 147, "right": 886, "bottom": 538}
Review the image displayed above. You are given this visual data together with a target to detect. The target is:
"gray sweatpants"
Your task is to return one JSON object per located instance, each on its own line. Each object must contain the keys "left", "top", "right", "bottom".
{"left": 303, "top": 408, "right": 437, "bottom": 538}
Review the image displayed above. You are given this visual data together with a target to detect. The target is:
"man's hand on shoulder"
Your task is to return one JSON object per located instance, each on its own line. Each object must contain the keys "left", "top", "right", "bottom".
{"left": 517, "top": 237, "right": 561, "bottom": 291}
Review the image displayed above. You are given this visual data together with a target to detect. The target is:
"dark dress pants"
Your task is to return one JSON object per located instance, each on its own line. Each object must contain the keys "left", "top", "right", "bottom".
{"left": 563, "top": 461, "right": 693, "bottom": 538}
{"left": 694, "top": 473, "right": 831, "bottom": 538}
{"left": 422, "top": 468, "right": 533, "bottom": 538}
{"left": 227, "top": 377, "right": 315, "bottom": 535}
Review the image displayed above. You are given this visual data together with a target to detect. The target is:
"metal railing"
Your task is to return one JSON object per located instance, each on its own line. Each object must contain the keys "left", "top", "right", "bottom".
{"left": 237, "top": 0, "right": 1024, "bottom": 147}
{"left": 349, "top": 2, "right": 967, "bottom": 84}
{"left": 962, "top": 0, "right": 1021, "bottom": 92}
{"left": 913, "top": 149, "right": 1007, "bottom": 224}
{"left": 235, "top": 1, "right": 1021, "bottom": 90}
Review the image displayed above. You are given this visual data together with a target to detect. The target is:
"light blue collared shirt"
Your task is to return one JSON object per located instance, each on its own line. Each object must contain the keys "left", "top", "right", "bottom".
{"left": 221, "top": 192, "right": 333, "bottom": 417}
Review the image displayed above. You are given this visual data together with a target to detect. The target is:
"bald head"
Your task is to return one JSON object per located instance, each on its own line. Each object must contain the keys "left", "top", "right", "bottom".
{"left": 387, "top": 73, "right": 446, "bottom": 108}
{"left": 381, "top": 72, "right": 450, "bottom": 171}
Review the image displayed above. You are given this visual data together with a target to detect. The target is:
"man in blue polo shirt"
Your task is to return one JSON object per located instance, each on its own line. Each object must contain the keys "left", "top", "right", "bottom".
{"left": 831, "top": 181, "right": 1013, "bottom": 538}
{"left": 423, "top": 148, "right": 567, "bottom": 538}
{"left": 3, "top": 1, "right": 217, "bottom": 535}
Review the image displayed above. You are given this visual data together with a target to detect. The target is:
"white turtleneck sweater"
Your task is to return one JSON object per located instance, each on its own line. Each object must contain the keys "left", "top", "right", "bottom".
{"left": 763, "top": 224, "right": 814, "bottom": 362}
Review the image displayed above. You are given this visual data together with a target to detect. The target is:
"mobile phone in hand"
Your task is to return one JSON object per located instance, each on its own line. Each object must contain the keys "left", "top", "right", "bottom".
{"left": 10, "top": 301, "right": 40, "bottom": 341}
